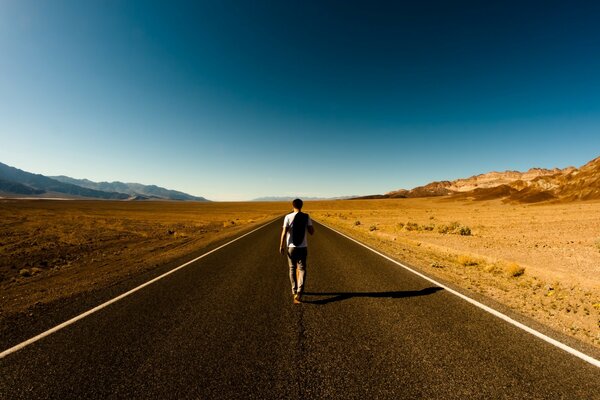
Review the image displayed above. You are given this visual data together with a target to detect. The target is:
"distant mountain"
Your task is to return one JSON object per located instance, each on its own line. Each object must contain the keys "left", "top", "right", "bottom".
{"left": 51, "top": 176, "right": 208, "bottom": 201}
{"left": 0, "top": 162, "right": 209, "bottom": 201}
{"left": 252, "top": 196, "right": 355, "bottom": 202}
{"left": 0, "top": 178, "right": 45, "bottom": 195}
{"left": 0, "top": 162, "right": 129, "bottom": 199}
{"left": 356, "top": 155, "right": 600, "bottom": 203}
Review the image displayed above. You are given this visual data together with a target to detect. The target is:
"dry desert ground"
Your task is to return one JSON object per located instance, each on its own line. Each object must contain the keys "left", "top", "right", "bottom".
{"left": 1, "top": 198, "right": 599, "bottom": 350}
{"left": 0, "top": 200, "right": 287, "bottom": 322}
{"left": 307, "top": 198, "right": 600, "bottom": 349}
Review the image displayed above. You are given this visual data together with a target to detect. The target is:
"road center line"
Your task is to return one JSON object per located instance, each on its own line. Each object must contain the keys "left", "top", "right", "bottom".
{"left": 0, "top": 216, "right": 282, "bottom": 359}
{"left": 318, "top": 220, "right": 600, "bottom": 369}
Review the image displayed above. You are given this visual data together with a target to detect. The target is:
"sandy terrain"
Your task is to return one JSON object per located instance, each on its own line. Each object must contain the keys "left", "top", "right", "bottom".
{"left": 307, "top": 198, "right": 600, "bottom": 348}
{"left": 0, "top": 200, "right": 287, "bottom": 320}
{"left": 2, "top": 197, "right": 598, "bottom": 349}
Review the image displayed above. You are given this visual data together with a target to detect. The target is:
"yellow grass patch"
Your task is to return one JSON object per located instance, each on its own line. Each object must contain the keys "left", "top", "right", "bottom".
{"left": 457, "top": 254, "right": 480, "bottom": 266}
{"left": 505, "top": 262, "right": 525, "bottom": 277}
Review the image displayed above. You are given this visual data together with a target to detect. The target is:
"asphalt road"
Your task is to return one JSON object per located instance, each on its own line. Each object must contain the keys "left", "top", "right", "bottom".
{"left": 1, "top": 218, "right": 599, "bottom": 399}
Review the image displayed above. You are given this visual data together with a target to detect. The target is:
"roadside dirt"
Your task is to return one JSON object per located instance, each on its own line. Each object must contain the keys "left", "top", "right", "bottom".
{"left": 307, "top": 198, "right": 600, "bottom": 349}
{"left": 3, "top": 198, "right": 598, "bottom": 350}
{"left": 0, "top": 200, "right": 287, "bottom": 321}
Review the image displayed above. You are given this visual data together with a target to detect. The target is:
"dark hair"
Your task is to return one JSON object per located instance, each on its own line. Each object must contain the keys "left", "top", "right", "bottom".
{"left": 292, "top": 198, "right": 303, "bottom": 209}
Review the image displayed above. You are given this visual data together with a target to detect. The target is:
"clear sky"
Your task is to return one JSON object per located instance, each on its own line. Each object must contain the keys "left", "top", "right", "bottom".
{"left": 1, "top": 1, "right": 600, "bottom": 201}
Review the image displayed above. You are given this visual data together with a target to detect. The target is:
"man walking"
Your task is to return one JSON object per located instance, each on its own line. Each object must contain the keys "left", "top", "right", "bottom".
{"left": 280, "top": 198, "right": 314, "bottom": 304}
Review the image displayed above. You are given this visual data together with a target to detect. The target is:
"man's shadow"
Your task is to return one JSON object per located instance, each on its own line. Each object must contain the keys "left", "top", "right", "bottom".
{"left": 301, "top": 287, "right": 443, "bottom": 305}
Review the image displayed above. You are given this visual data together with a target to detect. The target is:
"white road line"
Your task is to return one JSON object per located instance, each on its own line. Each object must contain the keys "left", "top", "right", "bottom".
{"left": 0, "top": 217, "right": 282, "bottom": 359}
{"left": 318, "top": 221, "right": 600, "bottom": 369}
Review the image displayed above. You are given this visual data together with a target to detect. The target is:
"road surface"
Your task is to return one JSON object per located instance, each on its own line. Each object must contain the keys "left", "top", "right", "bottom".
{"left": 1, "top": 218, "right": 599, "bottom": 399}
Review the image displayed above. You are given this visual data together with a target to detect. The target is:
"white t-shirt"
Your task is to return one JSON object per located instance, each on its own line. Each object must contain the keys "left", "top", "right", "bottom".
{"left": 283, "top": 211, "right": 313, "bottom": 248}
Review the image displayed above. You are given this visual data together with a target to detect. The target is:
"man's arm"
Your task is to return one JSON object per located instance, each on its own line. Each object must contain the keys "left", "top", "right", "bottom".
{"left": 307, "top": 216, "right": 315, "bottom": 235}
{"left": 279, "top": 226, "right": 289, "bottom": 255}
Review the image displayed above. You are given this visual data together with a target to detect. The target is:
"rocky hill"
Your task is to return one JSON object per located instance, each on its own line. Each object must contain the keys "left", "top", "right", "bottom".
{"left": 359, "top": 155, "right": 600, "bottom": 203}
{"left": 515, "top": 156, "right": 600, "bottom": 202}
{"left": 455, "top": 156, "right": 600, "bottom": 202}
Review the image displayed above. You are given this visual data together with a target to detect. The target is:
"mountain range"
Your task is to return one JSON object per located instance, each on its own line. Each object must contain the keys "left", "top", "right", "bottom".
{"left": 0, "top": 162, "right": 208, "bottom": 201}
{"left": 357, "top": 155, "right": 600, "bottom": 203}
{"left": 4, "top": 156, "right": 598, "bottom": 203}
{"left": 252, "top": 196, "right": 356, "bottom": 202}
{"left": 50, "top": 176, "right": 207, "bottom": 201}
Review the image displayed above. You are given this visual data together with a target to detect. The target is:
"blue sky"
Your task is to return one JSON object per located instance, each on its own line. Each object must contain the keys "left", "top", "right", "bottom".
{"left": 1, "top": 1, "right": 600, "bottom": 201}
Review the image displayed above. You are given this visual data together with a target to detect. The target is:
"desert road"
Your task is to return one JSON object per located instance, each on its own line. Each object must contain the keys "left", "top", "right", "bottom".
{"left": 1, "top": 218, "right": 599, "bottom": 399}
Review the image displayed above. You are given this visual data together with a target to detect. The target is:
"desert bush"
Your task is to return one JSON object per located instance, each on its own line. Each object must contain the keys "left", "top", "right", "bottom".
{"left": 354, "top": 220, "right": 361, "bottom": 226}
{"left": 483, "top": 263, "right": 501, "bottom": 274}
{"left": 438, "top": 221, "right": 471, "bottom": 235}
{"left": 506, "top": 262, "right": 525, "bottom": 277}
{"left": 457, "top": 254, "right": 479, "bottom": 266}
{"left": 404, "top": 222, "right": 420, "bottom": 231}
{"left": 422, "top": 224, "right": 435, "bottom": 231}
{"left": 437, "top": 221, "right": 459, "bottom": 234}
{"left": 396, "top": 222, "right": 405, "bottom": 229}
{"left": 431, "top": 262, "right": 445, "bottom": 268}
{"left": 19, "top": 268, "right": 31, "bottom": 277}
{"left": 448, "top": 221, "right": 460, "bottom": 231}
{"left": 437, "top": 224, "right": 449, "bottom": 234}
{"left": 369, "top": 225, "right": 377, "bottom": 231}
{"left": 458, "top": 226, "right": 472, "bottom": 236}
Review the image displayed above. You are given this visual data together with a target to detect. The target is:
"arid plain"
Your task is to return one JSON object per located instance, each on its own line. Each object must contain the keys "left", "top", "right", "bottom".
{"left": 308, "top": 198, "right": 600, "bottom": 349}
{"left": 1, "top": 198, "right": 599, "bottom": 350}
{"left": 0, "top": 200, "right": 287, "bottom": 321}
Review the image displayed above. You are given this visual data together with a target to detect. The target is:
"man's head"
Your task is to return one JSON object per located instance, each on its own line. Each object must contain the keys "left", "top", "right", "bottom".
{"left": 292, "top": 198, "right": 303, "bottom": 210}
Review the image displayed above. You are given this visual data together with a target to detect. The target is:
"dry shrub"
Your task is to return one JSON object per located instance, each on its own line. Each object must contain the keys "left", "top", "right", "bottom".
{"left": 483, "top": 263, "right": 502, "bottom": 274}
{"left": 422, "top": 224, "right": 435, "bottom": 231}
{"left": 19, "top": 268, "right": 31, "bottom": 277}
{"left": 437, "top": 224, "right": 449, "bottom": 234}
{"left": 404, "top": 222, "right": 420, "bottom": 231}
{"left": 506, "top": 262, "right": 525, "bottom": 277}
{"left": 438, "top": 221, "right": 471, "bottom": 235}
{"left": 458, "top": 226, "right": 472, "bottom": 236}
{"left": 457, "top": 254, "right": 479, "bottom": 266}
{"left": 438, "top": 221, "right": 459, "bottom": 234}
{"left": 369, "top": 225, "right": 377, "bottom": 231}
{"left": 354, "top": 220, "right": 361, "bottom": 226}
{"left": 447, "top": 221, "right": 460, "bottom": 231}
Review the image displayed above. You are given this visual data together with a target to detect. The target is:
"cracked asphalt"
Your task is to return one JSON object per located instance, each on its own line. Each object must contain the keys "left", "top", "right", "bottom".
{"left": 1, "top": 218, "right": 599, "bottom": 399}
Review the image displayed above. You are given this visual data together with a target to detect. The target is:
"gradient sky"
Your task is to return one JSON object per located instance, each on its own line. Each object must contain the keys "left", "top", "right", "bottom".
{"left": 1, "top": 1, "right": 600, "bottom": 200}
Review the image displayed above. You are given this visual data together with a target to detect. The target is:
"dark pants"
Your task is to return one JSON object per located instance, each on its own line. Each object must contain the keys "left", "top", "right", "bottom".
{"left": 287, "top": 246, "right": 307, "bottom": 294}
